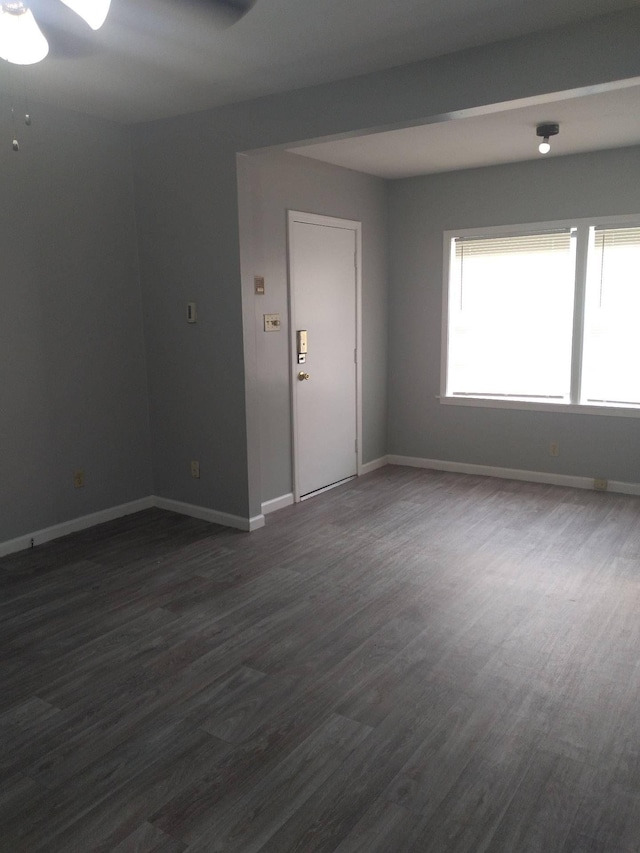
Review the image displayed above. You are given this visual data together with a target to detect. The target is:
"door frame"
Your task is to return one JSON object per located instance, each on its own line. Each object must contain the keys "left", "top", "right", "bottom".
{"left": 287, "top": 210, "right": 363, "bottom": 503}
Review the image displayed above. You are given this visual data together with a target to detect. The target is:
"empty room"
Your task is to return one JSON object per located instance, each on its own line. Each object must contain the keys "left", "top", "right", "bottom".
{"left": 2, "top": 1, "right": 640, "bottom": 850}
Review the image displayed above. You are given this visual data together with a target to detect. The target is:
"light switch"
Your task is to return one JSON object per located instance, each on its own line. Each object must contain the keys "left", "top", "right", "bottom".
{"left": 187, "top": 302, "right": 197, "bottom": 323}
{"left": 264, "top": 314, "right": 281, "bottom": 332}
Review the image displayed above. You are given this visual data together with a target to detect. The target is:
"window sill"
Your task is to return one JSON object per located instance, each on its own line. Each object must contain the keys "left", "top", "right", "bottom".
{"left": 438, "top": 395, "right": 640, "bottom": 419}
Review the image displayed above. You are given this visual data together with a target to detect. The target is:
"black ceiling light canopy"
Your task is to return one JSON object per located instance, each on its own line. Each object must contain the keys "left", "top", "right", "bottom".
{"left": 536, "top": 122, "right": 560, "bottom": 155}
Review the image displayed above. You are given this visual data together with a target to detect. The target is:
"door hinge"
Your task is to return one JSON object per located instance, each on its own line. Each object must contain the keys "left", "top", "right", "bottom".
{"left": 354, "top": 348, "right": 357, "bottom": 364}
{"left": 355, "top": 438, "right": 358, "bottom": 453}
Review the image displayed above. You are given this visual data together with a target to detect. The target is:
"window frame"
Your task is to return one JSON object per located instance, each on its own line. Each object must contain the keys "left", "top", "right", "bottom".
{"left": 440, "top": 214, "right": 640, "bottom": 419}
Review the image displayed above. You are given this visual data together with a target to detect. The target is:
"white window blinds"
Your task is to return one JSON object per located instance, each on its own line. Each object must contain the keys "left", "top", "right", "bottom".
{"left": 448, "top": 230, "right": 576, "bottom": 400}
{"left": 582, "top": 227, "right": 640, "bottom": 405}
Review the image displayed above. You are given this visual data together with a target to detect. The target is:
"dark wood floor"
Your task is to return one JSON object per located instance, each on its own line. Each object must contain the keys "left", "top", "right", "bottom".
{"left": 1, "top": 466, "right": 640, "bottom": 852}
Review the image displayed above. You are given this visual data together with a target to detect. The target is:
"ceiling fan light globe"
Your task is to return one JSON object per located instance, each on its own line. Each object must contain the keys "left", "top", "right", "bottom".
{"left": 60, "top": 0, "right": 111, "bottom": 30}
{"left": 0, "top": 4, "right": 49, "bottom": 64}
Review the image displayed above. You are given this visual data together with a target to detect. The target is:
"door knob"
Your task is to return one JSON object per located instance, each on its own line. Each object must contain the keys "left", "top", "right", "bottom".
{"left": 298, "top": 371, "right": 310, "bottom": 381}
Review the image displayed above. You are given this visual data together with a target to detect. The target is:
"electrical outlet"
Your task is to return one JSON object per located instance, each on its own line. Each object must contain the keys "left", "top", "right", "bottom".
{"left": 73, "top": 469, "right": 85, "bottom": 488}
{"left": 549, "top": 441, "right": 559, "bottom": 457}
{"left": 593, "top": 478, "right": 608, "bottom": 491}
{"left": 190, "top": 460, "right": 200, "bottom": 479}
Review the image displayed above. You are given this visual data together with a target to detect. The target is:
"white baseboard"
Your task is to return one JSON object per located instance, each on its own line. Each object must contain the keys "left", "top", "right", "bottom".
{"left": 6, "top": 459, "right": 637, "bottom": 560}
{"left": 153, "top": 496, "right": 264, "bottom": 531}
{"left": 608, "top": 481, "right": 640, "bottom": 496}
{"left": 359, "top": 456, "right": 389, "bottom": 475}
{"left": 261, "top": 493, "right": 294, "bottom": 515}
{"left": 0, "top": 497, "right": 155, "bottom": 559}
{"left": 0, "top": 494, "right": 266, "bottom": 559}
{"left": 387, "top": 455, "right": 640, "bottom": 496}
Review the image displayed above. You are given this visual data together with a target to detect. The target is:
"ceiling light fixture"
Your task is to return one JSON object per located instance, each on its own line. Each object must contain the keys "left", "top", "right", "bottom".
{"left": 60, "top": 0, "right": 111, "bottom": 31}
{"left": 0, "top": 0, "right": 111, "bottom": 65}
{"left": 0, "top": 2, "right": 48, "bottom": 65}
{"left": 536, "top": 122, "right": 559, "bottom": 155}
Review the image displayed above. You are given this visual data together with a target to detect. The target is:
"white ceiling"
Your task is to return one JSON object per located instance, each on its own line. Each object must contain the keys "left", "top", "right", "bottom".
{"left": 6, "top": 0, "right": 640, "bottom": 124}
{"left": 288, "top": 81, "right": 640, "bottom": 179}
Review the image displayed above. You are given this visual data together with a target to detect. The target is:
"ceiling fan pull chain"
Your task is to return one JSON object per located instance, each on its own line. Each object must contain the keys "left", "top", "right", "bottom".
{"left": 7, "top": 64, "right": 34, "bottom": 150}
{"left": 22, "top": 65, "right": 31, "bottom": 125}
{"left": 11, "top": 102, "right": 19, "bottom": 150}
{"left": 6, "top": 63, "right": 30, "bottom": 150}
{"left": 5, "top": 61, "right": 18, "bottom": 150}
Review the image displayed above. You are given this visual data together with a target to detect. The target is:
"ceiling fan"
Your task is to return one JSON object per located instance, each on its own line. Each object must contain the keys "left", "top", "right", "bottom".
{"left": 0, "top": 0, "right": 110, "bottom": 64}
{"left": 0, "top": 0, "right": 258, "bottom": 66}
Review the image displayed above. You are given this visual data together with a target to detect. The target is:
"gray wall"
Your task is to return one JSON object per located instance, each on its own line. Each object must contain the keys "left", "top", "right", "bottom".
{"left": 131, "top": 9, "right": 640, "bottom": 519}
{"left": 1, "top": 103, "right": 152, "bottom": 543}
{"left": 388, "top": 146, "right": 640, "bottom": 483}
{"left": 237, "top": 151, "right": 388, "bottom": 504}
{"left": 131, "top": 125, "right": 250, "bottom": 517}
{"left": 4, "top": 11, "right": 639, "bottom": 546}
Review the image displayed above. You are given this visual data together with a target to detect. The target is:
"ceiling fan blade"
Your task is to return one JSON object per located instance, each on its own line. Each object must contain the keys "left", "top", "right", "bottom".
{"left": 59, "top": 0, "right": 111, "bottom": 31}
{"left": 25, "top": 0, "right": 103, "bottom": 59}
{"left": 183, "top": 0, "right": 259, "bottom": 27}
{"left": 0, "top": 4, "right": 49, "bottom": 65}
{"left": 211, "top": 0, "right": 258, "bottom": 14}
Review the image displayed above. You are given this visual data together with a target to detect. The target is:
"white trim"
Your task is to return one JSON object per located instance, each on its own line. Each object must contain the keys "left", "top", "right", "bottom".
{"left": 570, "top": 222, "right": 590, "bottom": 405}
{"left": 440, "top": 232, "right": 454, "bottom": 401}
{"left": 0, "top": 497, "right": 155, "bottom": 559}
{"left": 355, "top": 231, "right": 363, "bottom": 477}
{"left": 287, "top": 210, "right": 362, "bottom": 502}
{"left": 608, "top": 481, "right": 640, "bottom": 496}
{"left": 445, "top": 213, "right": 640, "bottom": 242}
{"left": 387, "top": 455, "right": 640, "bottom": 496}
{"left": 153, "top": 496, "right": 264, "bottom": 531}
{"left": 261, "top": 493, "right": 295, "bottom": 514}
{"left": 360, "top": 456, "right": 389, "bottom": 475}
{"left": 441, "top": 213, "right": 640, "bottom": 413}
{"left": 0, "top": 495, "right": 266, "bottom": 558}
{"left": 438, "top": 395, "right": 640, "bottom": 419}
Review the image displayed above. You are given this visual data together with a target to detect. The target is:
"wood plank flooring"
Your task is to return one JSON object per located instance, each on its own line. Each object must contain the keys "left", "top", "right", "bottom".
{"left": 1, "top": 466, "right": 640, "bottom": 852}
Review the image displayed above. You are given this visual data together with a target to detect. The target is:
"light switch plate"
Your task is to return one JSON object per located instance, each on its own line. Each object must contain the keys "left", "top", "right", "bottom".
{"left": 264, "top": 313, "right": 281, "bottom": 331}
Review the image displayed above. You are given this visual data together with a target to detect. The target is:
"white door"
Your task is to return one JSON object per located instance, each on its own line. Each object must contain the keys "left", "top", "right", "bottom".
{"left": 288, "top": 212, "right": 360, "bottom": 499}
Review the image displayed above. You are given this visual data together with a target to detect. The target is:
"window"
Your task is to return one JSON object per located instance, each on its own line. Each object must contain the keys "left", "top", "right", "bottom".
{"left": 442, "top": 217, "right": 640, "bottom": 414}
{"left": 582, "top": 227, "right": 640, "bottom": 406}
